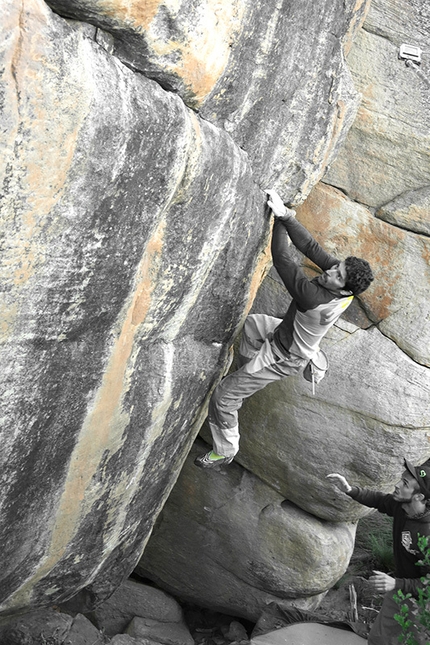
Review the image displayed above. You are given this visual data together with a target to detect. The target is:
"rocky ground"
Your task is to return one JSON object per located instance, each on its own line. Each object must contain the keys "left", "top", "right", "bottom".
{"left": 0, "top": 512, "right": 392, "bottom": 644}
{"left": 184, "top": 510, "right": 393, "bottom": 644}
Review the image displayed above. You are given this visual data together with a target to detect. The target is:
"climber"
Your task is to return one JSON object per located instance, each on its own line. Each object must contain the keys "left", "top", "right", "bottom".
{"left": 195, "top": 188, "right": 374, "bottom": 469}
{"left": 327, "top": 459, "right": 430, "bottom": 645}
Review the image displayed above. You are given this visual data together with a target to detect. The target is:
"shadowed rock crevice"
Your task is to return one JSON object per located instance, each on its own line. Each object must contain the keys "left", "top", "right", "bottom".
{"left": 322, "top": 179, "right": 430, "bottom": 239}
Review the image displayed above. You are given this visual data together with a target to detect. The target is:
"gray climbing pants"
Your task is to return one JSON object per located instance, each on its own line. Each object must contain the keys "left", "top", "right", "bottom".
{"left": 208, "top": 314, "right": 307, "bottom": 457}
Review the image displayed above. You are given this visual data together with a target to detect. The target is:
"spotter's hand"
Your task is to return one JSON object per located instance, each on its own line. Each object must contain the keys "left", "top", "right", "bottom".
{"left": 369, "top": 571, "right": 396, "bottom": 594}
{"left": 326, "top": 473, "right": 352, "bottom": 494}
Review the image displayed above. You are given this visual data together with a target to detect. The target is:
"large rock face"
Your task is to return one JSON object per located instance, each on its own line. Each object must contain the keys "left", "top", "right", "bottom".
{"left": 44, "top": 0, "right": 368, "bottom": 202}
{"left": 139, "top": 0, "right": 430, "bottom": 616}
{"left": 1, "top": 0, "right": 369, "bottom": 617}
{"left": 324, "top": 0, "right": 430, "bottom": 209}
{"left": 137, "top": 441, "right": 356, "bottom": 620}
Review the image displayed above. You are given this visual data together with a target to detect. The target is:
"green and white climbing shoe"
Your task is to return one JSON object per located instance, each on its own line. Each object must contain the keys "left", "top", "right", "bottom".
{"left": 194, "top": 451, "right": 233, "bottom": 469}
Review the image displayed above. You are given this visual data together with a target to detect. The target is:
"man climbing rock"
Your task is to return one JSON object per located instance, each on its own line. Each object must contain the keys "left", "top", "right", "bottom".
{"left": 195, "top": 189, "right": 374, "bottom": 469}
{"left": 327, "top": 460, "right": 430, "bottom": 645}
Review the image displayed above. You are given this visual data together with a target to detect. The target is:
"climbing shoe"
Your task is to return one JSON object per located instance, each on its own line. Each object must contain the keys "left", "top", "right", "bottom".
{"left": 194, "top": 451, "right": 233, "bottom": 469}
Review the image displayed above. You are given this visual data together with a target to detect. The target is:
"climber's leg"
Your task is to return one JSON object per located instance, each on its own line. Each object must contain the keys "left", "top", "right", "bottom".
{"left": 195, "top": 333, "right": 307, "bottom": 466}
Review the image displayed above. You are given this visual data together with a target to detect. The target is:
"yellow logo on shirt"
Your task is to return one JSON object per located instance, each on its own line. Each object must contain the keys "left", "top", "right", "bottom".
{"left": 319, "top": 296, "right": 353, "bottom": 325}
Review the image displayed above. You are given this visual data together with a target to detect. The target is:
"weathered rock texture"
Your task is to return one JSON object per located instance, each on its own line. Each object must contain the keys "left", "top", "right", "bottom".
{"left": 139, "top": 0, "right": 430, "bottom": 617}
{"left": 91, "top": 579, "right": 184, "bottom": 637}
{"left": 44, "top": 0, "right": 368, "bottom": 202}
{"left": 0, "top": 608, "right": 104, "bottom": 645}
{"left": 137, "top": 442, "right": 356, "bottom": 620}
{"left": 125, "top": 616, "right": 194, "bottom": 645}
{"left": 0, "top": 580, "right": 188, "bottom": 643}
{"left": 0, "top": 0, "right": 267, "bottom": 616}
{"left": 1, "top": 0, "right": 369, "bottom": 617}
{"left": 325, "top": 0, "right": 430, "bottom": 209}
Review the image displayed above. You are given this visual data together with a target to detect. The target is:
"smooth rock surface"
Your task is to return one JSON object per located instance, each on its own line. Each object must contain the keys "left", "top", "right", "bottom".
{"left": 138, "top": 441, "right": 356, "bottom": 621}
{"left": 251, "top": 623, "right": 365, "bottom": 645}
{"left": 110, "top": 636, "right": 142, "bottom": 645}
{"left": 324, "top": 0, "right": 430, "bottom": 208}
{"left": 65, "top": 613, "right": 105, "bottom": 645}
{"left": 376, "top": 187, "right": 430, "bottom": 237}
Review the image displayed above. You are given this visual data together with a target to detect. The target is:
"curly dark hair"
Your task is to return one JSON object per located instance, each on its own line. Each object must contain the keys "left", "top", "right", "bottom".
{"left": 344, "top": 257, "right": 374, "bottom": 295}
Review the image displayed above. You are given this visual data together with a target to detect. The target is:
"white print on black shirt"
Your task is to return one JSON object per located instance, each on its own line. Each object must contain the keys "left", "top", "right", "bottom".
{"left": 401, "top": 531, "right": 419, "bottom": 555}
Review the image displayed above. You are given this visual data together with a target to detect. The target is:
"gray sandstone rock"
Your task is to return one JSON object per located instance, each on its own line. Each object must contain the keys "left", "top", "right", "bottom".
{"left": 251, "top": 622, "right": 365, "bottom": 645}
{"left": 221, "top": 620, "right": 249, "bottom": 642}
{"left": 110, "top": 636, "right": 143, "bottom": 645}
{"left": 92, "top": 579, "right": 184, "bottom": 637}
{"left": 0, "top": 0, "right": 266, "bottom": 614}
{"left": 44, "top": 0, "right": 367, "bottom": 202}
{"left": 66, "top": 613, "right": 105, "bottom": 644}
{"left": 324, "top": 0, "right": 430, "bottom": 208}
{"left": 0, "top": 609, "right": 96, "bottom": 645}
{"left": 0, "top": 0, "right": 367, "bottom": 616}
{"left": 125, "top": 617, "right": 194, "bottom": 645}
{"left": 109, "top": 636, "right": 143, "bottom": 645}
{"left": 137, "top": 442, "right": 356, "bottom": 621}
{"left": 376, "top": 187, "right": 430, "bottom": 237}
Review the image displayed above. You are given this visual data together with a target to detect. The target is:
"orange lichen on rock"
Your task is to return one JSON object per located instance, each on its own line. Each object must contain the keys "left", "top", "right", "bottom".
{"left": 343, "top": 0, "right": 372, "bottom": 55}
{"left": 131, "top": 222, "right": 165, "bottom": 327}
{"left": 0, "top": 0, "right": 93, "bottom": 343}
{"left": 52, "top": 217, "right": 167, "bottom": 539}
{"left": 67, "top": 0, "right": 246, "bottom": 105}
{"left": 85, "top": 0, "right": 162, "bottom": 30}
{"left": 3, "top": 218, "right": 167, "bottom": 612}
{"left": 297, "top": 183, "right": 408, "bottom": 321}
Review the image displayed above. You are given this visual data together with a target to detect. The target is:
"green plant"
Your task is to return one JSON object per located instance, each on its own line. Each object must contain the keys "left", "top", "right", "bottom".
{"left": 367, "top": 531, "right": 395, "bottom": 573}
{"left": 394, "top": 535, "right": 430, "bottom": 644}
{"left": 354, "top": 512, "right": 395, "bottom": 574}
